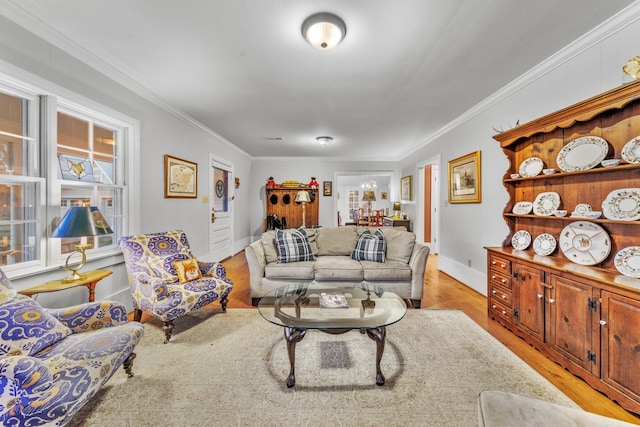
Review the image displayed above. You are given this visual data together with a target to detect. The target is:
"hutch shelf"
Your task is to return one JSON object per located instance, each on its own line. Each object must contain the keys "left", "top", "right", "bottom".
{"left": 487, "top": 79, "right": 640, "bottom": 414}
{"left": 265, "top": 185, "right": 319, "bottom": 230}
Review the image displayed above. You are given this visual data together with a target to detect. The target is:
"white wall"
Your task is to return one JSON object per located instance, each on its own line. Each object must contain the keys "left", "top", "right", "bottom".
{"left": 398, "top": 7, "right": 640, "bottom": 295}
{"left": 0, "top": 16, "right": 253, "bottom": 308}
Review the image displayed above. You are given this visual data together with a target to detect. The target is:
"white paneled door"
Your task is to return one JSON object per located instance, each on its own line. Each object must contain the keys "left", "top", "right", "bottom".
{"left": 209, "top": 155, "right": 234, "bottom": 261}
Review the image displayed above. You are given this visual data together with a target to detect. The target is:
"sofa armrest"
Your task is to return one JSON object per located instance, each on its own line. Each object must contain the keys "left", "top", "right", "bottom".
{"left": 198, "top": 261, "right": 227, "bottom": 279}
{"left": 47, "top": 301, "right": 129, "bottom": 333}
{"left": 409, "top": 243, "right": 430, "bottom": 301}
{"left": 245, "top": 241, "right": 266, "bottom": 297}
{"left": 0, "top": 355, "right": 56, "bottom": 421}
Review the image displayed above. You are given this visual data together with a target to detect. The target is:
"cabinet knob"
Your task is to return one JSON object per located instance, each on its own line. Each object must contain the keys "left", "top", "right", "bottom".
{"left": 549, "top": 298, "right": 555, "bottom": 304}
{"left": 491, "top": 275, "right": 496, "bottom": 280}
{"left": 502, "top": 310, "right": 507, "bottom": 315}
{"left": 492, "top": 305, "right": 497, "bottom": 309}
{"left": 501, "top": 263, "right": 506, "bottom": 268}
{"left": 502, "top": 294, "right": 507, "bottom": 299}
{"left": 537, "top": 294, "right": 544, "bottom": 299}
{"left": 599, "top": 320, "right": 607, "bottom": 326}
{"left": 492, "top": 290, "right": 497, "bottom": 294}
{"left": 501, "top": 278, "right": 507, "bottom": 284}
{"left": 491, "top": 260, "right": 496, "bottom": 265}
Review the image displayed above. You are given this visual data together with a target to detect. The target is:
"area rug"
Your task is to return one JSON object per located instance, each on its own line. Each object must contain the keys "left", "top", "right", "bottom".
{"left": 69, "top": 309, "right": 577, "bottom": 426}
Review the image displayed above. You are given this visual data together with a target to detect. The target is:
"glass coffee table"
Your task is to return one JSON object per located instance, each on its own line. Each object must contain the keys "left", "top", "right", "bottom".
{"left": 257, "top": 282, "right": 407, "bottom": 388}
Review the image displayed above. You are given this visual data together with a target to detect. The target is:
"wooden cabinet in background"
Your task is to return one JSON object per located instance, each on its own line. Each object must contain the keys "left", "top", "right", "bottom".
{"left": 382, "top": 217, "right": 411, "bottom": 231}
{"left": 486, "top": 80, "right": 640, "bottom": 415}
{"left": 265, "top": 186, "right": 319, "bottom": 230}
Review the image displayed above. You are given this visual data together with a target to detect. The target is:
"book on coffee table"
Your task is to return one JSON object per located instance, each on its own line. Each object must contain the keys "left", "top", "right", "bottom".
{"left": 319, "top": 292, "right": 349, "bottom": 308}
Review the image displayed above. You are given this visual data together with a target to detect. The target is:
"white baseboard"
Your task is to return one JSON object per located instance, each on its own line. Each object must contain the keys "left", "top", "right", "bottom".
{"left": 438, "top": 255, "right": 487, "bottom": 297}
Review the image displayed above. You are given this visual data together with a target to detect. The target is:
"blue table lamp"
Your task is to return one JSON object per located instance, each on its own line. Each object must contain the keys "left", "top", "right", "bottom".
{"left": 51, "top": 206, "right": 113, "bottom": 282}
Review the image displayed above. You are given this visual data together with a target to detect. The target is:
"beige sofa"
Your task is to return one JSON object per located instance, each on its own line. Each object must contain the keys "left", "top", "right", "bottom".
{"left": 245, "top": 226, "right": 430, "bottom": 308}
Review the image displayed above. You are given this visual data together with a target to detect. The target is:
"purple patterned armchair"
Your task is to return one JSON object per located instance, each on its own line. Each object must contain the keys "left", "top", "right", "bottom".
{"left": 0, "top": 268, "right": 143, "bottom": 426}
{"left": 119, "top": 230, "right": 233, "bottom": 343}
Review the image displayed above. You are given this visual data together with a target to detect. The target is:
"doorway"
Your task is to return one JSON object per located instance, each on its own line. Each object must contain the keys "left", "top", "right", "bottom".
{"left": 209, "top": 155, "right": 234, "bottom": 261}
{"left": 416, "top": 156, "right": 440, "bottom": 254}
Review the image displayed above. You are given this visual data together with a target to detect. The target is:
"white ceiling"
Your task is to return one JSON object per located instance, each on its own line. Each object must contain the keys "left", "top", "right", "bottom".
{"left": 1, "top": 0, "right": 636, "bottom": 160}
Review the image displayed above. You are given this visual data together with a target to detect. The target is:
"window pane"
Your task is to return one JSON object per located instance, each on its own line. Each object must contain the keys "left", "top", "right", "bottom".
{"left": 0, "top": 181, "right": 39, "bottom": 266}
{"left": 94, "top": 125, "right": 115, "bottom": 184}
{"left": 96, "top": 187, "right": 118, "bottom": 248}
{"left": 213, "top": 168, "right": 228, "bottom": 212}
{"left": 0, "top": 91, "right": 32, "bottom": 176}
{"left": 59, "top": 186, "right": 92, "bottom": 254}
{"left": 57, "top": 112, "right": 89, "bottom": 152}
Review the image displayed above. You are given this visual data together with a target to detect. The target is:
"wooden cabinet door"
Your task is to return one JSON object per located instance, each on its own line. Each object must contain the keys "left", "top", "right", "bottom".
{"left": 514, "top": 263, "right": 545, "bottom": 342}
{"left": 601, "top": 291, "right": 640, "bottom": 403}
{"left": 548, "top": 275, "right": 597, "bottom": 374}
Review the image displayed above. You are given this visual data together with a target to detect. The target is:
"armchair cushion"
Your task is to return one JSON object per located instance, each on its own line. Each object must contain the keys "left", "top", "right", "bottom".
{"left": 146, "top": 252, "right": 191, "bottom": 282}
{"left": 0, "top": 295, "right": 71, "bottom": 357}
{"left": 174, "top": 258, "right": 202, "bottom": 284}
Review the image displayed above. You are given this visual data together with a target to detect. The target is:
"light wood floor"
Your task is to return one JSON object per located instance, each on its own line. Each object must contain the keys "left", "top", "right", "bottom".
{"left": 220, "top": 251, "right": 640, "bottom": 424}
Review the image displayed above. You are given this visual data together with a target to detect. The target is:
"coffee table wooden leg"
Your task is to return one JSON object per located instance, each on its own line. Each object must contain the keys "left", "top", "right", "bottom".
{"left": 366, "top": 326, "right": 386, "bottom": 386}
{"left": 284, "top": 327, "right": 307, "bottom": 388}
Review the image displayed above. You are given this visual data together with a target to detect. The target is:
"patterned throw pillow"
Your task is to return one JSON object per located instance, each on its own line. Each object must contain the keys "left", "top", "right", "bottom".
{"left": 351, "top": 229, "right": 387, "bottom": 262}
{"left": 0, "top": 295, "right": 72, "bottom": 356}
{"left": 275, "top": 227, "right": 316, "bottom": 263}
{"left": 173, "top": 258, "right": 203, "bottom": 284}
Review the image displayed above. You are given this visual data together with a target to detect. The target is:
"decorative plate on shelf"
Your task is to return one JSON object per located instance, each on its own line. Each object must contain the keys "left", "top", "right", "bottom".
{"left": 556, "top": 136, "right": 609, "bottom": 172}
{"left": 614, "top": 246, "right": 640, "bottom": 278}
{"left": 511, "top": 230, "right": 531, "bottom": 250}
{"left": 518, "top": 157, "right": 544, "bottom": 177}
{"left": 533, "top": 192, "right": 561, "bottom": 216}
{"left": 621, "top": 136, "right": 640, "bottom": 164}
{"left": 602, "top": 188, "right": 640, "bottom": 221}
{"left": 559, "top": 221, "right": 611, "bottom": 266}
{"left": 533, "top": 233, "right": 556, "bottom": 256}
{"left": 512, "top": 201, "right": 533, "bottom": 215}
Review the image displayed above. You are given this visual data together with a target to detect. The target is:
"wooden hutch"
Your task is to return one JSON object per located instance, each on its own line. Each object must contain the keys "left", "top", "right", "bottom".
{"left": 487, "top": 79, "right": 640, "bottom": 414}
{"left": 265, "top": 184, "right": 319, "bottom": 230}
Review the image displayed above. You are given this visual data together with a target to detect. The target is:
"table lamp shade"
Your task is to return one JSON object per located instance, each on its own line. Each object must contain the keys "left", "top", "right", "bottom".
{"left": 52, "top": 206, "right": 113, "bottom": 238}
{"left": 295, "top": 191, "right": 311, "bottom": 203}
{"left": 362, "top": 191, "right": 376, "bottom": 202}
{"left": 393, "top": 202, "right": 401, "bottom": 211}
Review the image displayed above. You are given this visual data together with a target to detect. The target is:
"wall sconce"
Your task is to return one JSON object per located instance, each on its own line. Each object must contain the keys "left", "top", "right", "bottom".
{"left": 235, "top": 177, "right": 240, "bottom": 189}
{"left": 51, "top": 206, "right": 113, "bottom": 282}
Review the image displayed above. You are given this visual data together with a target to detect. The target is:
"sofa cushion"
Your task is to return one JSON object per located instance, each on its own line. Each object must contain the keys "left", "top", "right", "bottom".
{"left": 362, "top": 260, "right": 412, "bottom": 281}
{"left": 275, "top": 227, "right": 315, "bottom": 263}
{"left": 173, "top": 258, "right": 202, "bottom": 284}
{"left": 316, "top": 227, "right": 358, "bottom": 256}
{"left": 147, "top": 253, "right": 191, "bottom": 282}
{"left": 265, "top": 261, "right": 315, "bottom": 280}
{"left": 351, "top": 229, "right": 386, "bottom": 262}
{"left": 380, "top": 228, "right": 415, "bottom": 263}
{"left": 0, "top": 295, "right": 72, "bottom": 356}
{"left": 314, "top": 256, "right": 364, "bottom": 281}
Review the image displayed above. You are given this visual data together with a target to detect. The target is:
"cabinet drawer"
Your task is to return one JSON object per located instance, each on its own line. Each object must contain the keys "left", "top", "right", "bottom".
{"left": 490, "top": 298, "right": 512, "bottom": 322}
{"left": 490, "top": 271, "right": 512, "bottom": 290}
{"left": 490, "top": 285, "right": 512, "bottom": 306}
{"left": 489, "top": 255, "right": 511, "bottom": 274}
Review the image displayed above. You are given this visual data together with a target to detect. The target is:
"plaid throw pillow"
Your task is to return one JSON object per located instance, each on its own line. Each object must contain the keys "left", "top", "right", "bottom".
{"left": 275, "top": 227, "right": 316, "bottom": 263}
{"left": 351, "top": 229, "right": 386, "bottom": 262}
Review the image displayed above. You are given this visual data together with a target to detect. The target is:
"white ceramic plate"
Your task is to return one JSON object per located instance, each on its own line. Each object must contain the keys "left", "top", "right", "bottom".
{"left": 533, "top": 192, "right": 561, "bottom": 216}
{"left": 518, "top": 157, "right": 544, "bottom": 177}
{"left": 602, "top": 188, "right": 640, "bottom": 221}
{"left": 533, "top": 233, "right": 556, "bottom": 256}
{"left": 556, "top": 136, "right": 609, "bottom": 172}
{"left": 614, "top": 246, "right": 640, "bottom": 278}
{"left": 512, "top": 230, "right": 531, "bottom": 250}
{"left": 512, "top": 201, "right": 533, "bottom": 215}
{"left": 621, "top": 136, "right": 640, "bottom": 164}
{"left": 559, "top": 221, "right": 611, "bottom": 265}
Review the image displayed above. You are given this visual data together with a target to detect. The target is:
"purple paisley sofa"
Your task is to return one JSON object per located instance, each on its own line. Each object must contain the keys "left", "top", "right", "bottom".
{"left": 119, "top": 230, "right": 233, "bottom": 343}
{"left": 0, "top": 268, "right": 143, "bottom": 426}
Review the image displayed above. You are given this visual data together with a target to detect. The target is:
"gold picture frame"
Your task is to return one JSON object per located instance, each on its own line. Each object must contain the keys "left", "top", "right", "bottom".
{"left": 400, "top": 175, "right": 412, "bottom": 201}
{"left": 164, "top": 155, "right": 197, "bottom": 198}
{"left": 448, "top": 150, "right": 481, "bottom": 203}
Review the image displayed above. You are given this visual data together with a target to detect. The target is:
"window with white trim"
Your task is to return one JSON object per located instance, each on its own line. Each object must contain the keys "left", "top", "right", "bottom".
{"left": 0, "top": 77, "right": 132, "bottom": 275}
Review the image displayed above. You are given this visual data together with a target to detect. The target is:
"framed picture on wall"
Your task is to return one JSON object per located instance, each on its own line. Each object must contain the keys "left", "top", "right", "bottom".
{"left": 323, "top": 181, "right": 332, "bottom": 196}
{"left": 448, "top": 150, "right": 481, "bottom": 203}
{"left": 164, "top": 154, "right": 198, "bottom": 198}
{"left": 400, "top": 175, "right": 412, "bottom": 201}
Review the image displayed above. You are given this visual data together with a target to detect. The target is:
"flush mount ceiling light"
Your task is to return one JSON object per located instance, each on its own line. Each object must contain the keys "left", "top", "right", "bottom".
{"left": 316, "top": 136, "right": 333, "bottom": 146}
{"left": 302, "top": 12, "right": 346, "bottom": 50}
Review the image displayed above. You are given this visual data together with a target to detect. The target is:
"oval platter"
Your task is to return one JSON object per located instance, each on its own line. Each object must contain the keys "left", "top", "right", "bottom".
{"left": 556, "top": 136, "right": 609, "bottom": 172}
